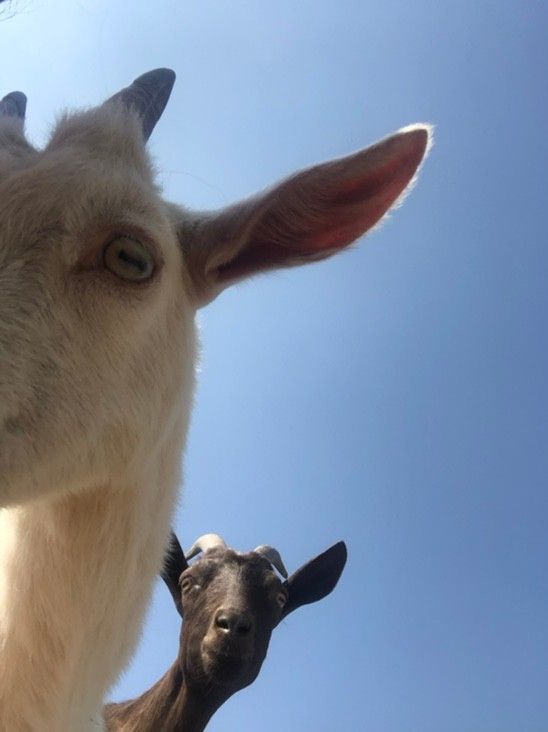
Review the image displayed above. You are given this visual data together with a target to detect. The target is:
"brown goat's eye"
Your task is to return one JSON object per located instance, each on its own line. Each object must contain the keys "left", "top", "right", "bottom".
{"left": 103, "top": 237, "right": 155, "bottom": 282}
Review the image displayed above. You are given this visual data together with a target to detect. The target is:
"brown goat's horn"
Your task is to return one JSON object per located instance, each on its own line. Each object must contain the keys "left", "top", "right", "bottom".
{"left": 253, "top": 545, "right": 288, "bottom": 579}
{"left": 185, "top": 533, "right": 227, "bottom": 560}
{"left": 0, "top": 91, "right": 26, "bottom": 128}
{"left": 105, "top": 68, "right": 175, "bottom": 142}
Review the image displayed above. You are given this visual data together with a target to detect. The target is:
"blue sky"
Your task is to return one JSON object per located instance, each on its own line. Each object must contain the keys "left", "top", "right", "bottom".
{"left": 3, "top": 1, "right": 548, "bottom": 729}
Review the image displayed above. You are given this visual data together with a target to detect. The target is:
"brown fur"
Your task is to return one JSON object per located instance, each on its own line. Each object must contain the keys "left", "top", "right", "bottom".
{"left": 105, "top": 540, "right": 347, "bottom": 732}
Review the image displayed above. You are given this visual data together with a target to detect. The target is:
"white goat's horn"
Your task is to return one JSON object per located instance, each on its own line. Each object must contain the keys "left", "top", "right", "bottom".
{"left": 0, "top": 92, "right": 26, "bottom": 128}
{"left": 185, "top": 533, "right": 227, "bottom": 560}
{"left": 105, "top": 68, "right": 175, "bottom": 142}
{"left": 253, "top": 545, "right": 288, "bottom": 579}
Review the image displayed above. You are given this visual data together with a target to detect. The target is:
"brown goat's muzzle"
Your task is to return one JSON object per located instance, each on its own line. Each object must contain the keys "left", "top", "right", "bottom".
{"left": 201, "top": 610, "right": 261, "bottom": 685}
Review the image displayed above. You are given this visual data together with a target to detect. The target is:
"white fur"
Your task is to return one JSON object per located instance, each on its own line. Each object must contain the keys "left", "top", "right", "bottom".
{"left": 0, "top": 106, "right": 197, "bottom": 730}
{"left": 0, "top": 84, "right": 430, "bottom": 730}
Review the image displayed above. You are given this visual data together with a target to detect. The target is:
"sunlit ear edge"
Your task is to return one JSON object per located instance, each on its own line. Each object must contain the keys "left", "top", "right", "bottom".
{"left": 174, "top": 124, "right": 433, "bottom": 308}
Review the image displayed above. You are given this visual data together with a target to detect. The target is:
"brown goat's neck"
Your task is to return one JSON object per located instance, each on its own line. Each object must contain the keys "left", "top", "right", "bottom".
{"left": 105, "top": 662, "right": 228, "bottom": 732}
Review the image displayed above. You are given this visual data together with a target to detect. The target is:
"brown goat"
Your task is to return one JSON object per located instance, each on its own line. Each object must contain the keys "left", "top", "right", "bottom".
{"left": 105, "top": 533, "right": 347, "bottom": 732}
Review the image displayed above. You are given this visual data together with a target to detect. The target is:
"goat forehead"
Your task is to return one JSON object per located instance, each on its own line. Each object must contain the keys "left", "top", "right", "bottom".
{"left": 196, "top": 553, "right": 278, "bottom": 594}
{"left": 46, "top": 106, "right": 152, "bottom": 176}
{"left": 0, "top": 155, "right": 165, "bottom": 252}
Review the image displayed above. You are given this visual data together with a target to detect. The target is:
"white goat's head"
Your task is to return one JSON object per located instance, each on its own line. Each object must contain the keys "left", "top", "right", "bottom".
{"left": 0, "top": 70, "right": 430, "bottom": 506}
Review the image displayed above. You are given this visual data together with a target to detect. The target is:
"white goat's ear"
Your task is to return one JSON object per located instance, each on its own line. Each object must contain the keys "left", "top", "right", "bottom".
{"left": 178, "top": 124, "right": 431, "bottom": 306}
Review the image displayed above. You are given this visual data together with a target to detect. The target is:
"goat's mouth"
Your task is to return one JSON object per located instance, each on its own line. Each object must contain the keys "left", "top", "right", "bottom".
{"left": 201, "top": 642, "right": 253, "bottom": 684}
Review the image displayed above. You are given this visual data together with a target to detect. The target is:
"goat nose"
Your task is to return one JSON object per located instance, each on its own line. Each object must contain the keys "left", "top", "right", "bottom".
{"left": 214, "top": 608, "right": 254, "bottom": 636}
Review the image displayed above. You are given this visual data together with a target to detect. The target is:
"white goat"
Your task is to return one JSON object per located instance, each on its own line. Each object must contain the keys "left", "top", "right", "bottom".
{"left": 0, "top": 70, "right": 431, "bottom": 730}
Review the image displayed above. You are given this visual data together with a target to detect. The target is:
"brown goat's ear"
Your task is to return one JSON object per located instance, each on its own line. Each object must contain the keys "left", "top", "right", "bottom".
{"left": 161, "top": 530, "right": 188, "bottom": 619}
{"left": 179, "top": 125, "right": 431, "bottom": 306}
{"left": 281, "top": 541, "right": 347, "bottom": 620}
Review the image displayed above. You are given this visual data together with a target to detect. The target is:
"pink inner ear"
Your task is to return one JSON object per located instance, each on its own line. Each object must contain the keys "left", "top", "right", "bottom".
{"left": 302, "top": 131, "right": 429, "bottom": 252}
{"left": 215, "top": 126, "right": 430, "bottom": 284}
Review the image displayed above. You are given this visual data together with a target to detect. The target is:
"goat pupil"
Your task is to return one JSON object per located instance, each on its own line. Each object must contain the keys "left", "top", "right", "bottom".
{"left": 118, "top": 248, "right": 146, "bottom": 273}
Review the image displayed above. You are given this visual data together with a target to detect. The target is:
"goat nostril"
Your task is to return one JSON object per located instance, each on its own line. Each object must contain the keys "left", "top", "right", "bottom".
{"left": 215, "top": 614, "right": 231, "bottom": 632}
{"left": 236, "top": 620, "right": 252, "bottom": 635}
{"left": 214, "top": 610, "right": 253, "bottom": 636}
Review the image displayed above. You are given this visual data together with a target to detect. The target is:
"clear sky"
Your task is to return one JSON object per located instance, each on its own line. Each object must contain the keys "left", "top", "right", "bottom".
{"left": 2, "top": 1, "right": 548, "bottom": 730}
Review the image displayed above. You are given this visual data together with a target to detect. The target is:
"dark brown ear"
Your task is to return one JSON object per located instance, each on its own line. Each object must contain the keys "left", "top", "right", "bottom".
{"left": 161, "top": 531, "right": 188, "bottom": 619}
{"left": 281, "top": 541, "right": 347, "bottom": 620}
{"left": 177, "top": 125, "right": 431, "bottom": 305}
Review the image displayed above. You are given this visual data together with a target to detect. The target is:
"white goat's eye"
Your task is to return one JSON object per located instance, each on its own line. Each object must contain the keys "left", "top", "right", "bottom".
{"left": 103, "top": 237, "right": 155, "bottom": 282}
{"left": 276, "top": 592, "right": 288, "bottom": 609}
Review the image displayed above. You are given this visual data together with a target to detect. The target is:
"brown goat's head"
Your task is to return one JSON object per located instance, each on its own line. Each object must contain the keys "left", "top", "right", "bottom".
{"left": 162, "top": 533, "right": 347, "bottom": 696}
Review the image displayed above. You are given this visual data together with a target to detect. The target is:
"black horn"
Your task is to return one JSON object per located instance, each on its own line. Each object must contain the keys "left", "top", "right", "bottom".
{"left": 105, "top": 68, "right": 175, "bottom": 141}
{"left": 0, "top": 91, "right": 26, "bottom": 127}
{"left": 253, "top": 545, "right": 288, "bottom": 579}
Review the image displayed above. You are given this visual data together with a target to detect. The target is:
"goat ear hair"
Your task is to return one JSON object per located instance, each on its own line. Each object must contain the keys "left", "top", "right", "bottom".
{"left": 281, "top": 541, "right": 347, "bottom": 620}
{"left": 160, "top": 530, "right": 188, "bottom": 619}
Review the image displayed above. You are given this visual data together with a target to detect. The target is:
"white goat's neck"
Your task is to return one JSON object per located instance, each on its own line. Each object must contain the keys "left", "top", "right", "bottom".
{"left": 0, "top": 424, "right": 185, "bottom": 731}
